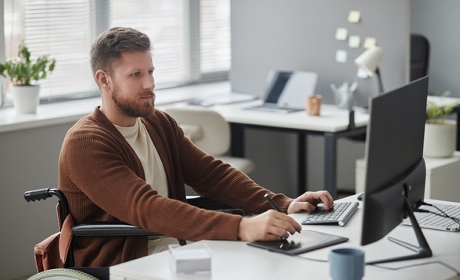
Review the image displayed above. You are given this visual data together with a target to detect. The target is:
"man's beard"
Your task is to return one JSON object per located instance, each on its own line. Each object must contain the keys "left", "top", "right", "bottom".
{"left": 112, "top": 85, "right": 154, "bottom": 118}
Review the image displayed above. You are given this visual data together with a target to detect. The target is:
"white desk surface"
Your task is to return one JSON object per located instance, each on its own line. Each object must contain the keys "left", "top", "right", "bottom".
{"left": 166, "top": 100, "right": 369, "bottom": 133}
{"left": 110, "top": 195, "right": 460, "bottom": 280}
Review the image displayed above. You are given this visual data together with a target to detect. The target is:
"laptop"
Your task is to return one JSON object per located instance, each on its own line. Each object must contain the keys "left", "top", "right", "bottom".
{"left": 403, "top": 202, "right": 460, "bottom": 232}
{"left": 245, "top": 70, "right": 318, "bottom": 113}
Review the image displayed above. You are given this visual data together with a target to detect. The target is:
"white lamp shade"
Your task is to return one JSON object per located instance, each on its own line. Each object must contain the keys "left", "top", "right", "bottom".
{"left": 354, "top": 46, "right": 384, "bottom": 77}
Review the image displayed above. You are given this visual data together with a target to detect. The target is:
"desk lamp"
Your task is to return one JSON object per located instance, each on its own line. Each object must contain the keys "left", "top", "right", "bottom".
{"left": 354, "top": 46, "right": 384, "bottom": 94}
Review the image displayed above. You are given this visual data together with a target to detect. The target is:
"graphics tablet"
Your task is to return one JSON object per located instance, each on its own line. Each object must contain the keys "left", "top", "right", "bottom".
{"left": 247, "top": 230, "right": 348, "bottom": 255}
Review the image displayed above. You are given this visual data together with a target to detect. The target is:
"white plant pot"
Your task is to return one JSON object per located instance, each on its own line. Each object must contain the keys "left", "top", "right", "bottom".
{"left": 12, "top": 85, "right": 40, "bottom": 114}
{"left": 423, "top": 119, "right": 457, "bottom": 158}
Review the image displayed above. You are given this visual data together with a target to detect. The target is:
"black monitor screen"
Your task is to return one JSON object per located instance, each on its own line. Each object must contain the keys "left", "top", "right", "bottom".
{"left": 361, "top": 76, "right": 429, "bottom": 247}
{"left": 264, "top": 71, "right": 292, "bottom": 104}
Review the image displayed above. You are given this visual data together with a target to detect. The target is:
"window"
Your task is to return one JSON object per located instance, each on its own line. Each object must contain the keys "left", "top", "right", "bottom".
{"left": 1, "top": 0, "right": 230, "bottom": 103}
{"left": 200, "top": 0, "right": 231, "bottom": 74}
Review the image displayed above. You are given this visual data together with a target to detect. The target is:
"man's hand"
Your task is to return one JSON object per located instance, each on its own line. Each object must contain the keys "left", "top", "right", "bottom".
{"left": 287, "top": 190, "right": 334, "bottom": 214}
{"left": 237, "top": 210, "right": 301, "bottom": 242}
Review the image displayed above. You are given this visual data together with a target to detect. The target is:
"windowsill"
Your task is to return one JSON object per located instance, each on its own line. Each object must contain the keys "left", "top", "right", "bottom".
{"left": 0, "top": 81, "right": 230, "bottom": 134}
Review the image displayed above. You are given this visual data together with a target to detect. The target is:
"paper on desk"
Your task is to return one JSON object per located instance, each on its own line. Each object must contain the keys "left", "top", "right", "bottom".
{"left": 169, "top": 244, "right": 212, "bottom": 274}
{"left": 173, "top": 248, "right": 210, "bottom": 260}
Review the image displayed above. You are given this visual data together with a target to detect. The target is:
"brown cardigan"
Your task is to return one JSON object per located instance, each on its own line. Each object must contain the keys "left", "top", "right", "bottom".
{"left": 58, "top": 107, "right": 293, "bottom": 267}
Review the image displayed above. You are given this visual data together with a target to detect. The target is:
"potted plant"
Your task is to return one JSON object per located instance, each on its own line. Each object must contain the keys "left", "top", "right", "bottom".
{"left": 0, "top": 43, "right": 56, "bottom": 114}
{"left": 424, "top": 91, "right": 458, "bottom": 158}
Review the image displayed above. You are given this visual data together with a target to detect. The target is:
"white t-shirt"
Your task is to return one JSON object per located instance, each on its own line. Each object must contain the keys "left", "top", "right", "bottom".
{"left": 114, "top": 118, "right": 169, "bottom": 197}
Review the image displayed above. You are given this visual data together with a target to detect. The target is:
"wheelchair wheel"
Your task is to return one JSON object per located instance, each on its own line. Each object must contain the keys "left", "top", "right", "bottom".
{"left": 27, "top": 268, "right": 98, "bottom": 280}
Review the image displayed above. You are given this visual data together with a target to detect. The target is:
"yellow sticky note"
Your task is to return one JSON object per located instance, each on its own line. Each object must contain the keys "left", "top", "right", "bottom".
{"left": 363, "top": 37, "right": 377, "bottom": 49}
{"left": 348, "top": 10, "right": 361, "bottom": 23}
{"left": 348, "top": 36, "right": 360, "bottom": 48}
{"left": 335, "top": 28, "right": 348, "bottom": 41}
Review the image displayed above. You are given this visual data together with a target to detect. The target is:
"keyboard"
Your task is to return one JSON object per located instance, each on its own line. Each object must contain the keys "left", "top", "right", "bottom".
{"left": 404, "top": 203, "right": 460, "bottom": 231}
{"left": 301, "top": 201, "right": 359, "bottom": 227}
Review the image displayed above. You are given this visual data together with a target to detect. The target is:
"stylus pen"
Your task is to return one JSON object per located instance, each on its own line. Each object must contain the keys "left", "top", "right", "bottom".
{"left": 264, "top": 193, "right": 301, "bottom": 234}
{"left": 264, "top": 193, "right": 282, "bottom": 212}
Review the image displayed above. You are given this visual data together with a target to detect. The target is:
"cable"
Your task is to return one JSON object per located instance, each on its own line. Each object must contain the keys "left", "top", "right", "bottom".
{"left": 417, "top": 202, "right": 460, "bottom": 224}
{"left": 370, "top": 261, "right": 460, "bottom": 277}
{"left": 414, "top": 208, "right": 459, "bottom": 223}
{"left": 296, "top": 255, "right": 328, "bottom": 263}
{"left": 297, "top": 255, "right": 460, "bottom": 276}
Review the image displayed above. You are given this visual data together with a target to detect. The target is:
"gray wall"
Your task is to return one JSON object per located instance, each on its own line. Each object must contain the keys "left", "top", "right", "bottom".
{"left": 230, "top": 0, "right": 410, "bottom": 106}
{"left": 230, "top": 0, "right": 410, "bottom": 197}
{"left": 411, "top": 0, "right": 460, "bottom": 97}
{"left": 0, "top": 124, "right": 73, "bottom": 279}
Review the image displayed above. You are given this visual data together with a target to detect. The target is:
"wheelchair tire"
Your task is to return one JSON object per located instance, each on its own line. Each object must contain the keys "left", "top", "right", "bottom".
{"left": 27, "top": 268, "right": 99, "bottom": 280}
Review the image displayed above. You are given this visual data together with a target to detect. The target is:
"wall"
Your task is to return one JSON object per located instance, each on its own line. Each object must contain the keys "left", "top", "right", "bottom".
{"left": 230, "top": 0, "right": 410, "bottom": 106}
{"left": 230, "top": 0, "right": 410, "bottom": 196}
{"left": 411, "top": 0, "right": 460, "bottom": 97}
{"left": 0, "top": 123, "right": 73, "bottom": 279}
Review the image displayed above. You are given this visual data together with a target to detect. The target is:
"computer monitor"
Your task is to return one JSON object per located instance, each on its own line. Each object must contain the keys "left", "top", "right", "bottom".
{"left": 360, "top": 76, "right": 432, "bottom": 264}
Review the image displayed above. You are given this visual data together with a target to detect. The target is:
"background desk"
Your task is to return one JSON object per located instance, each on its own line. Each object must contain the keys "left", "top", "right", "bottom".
{"left": 110, "top": 195, "right": 460, "bottom": 279}
{"left": 167, "top": 100, "right": 369, "bottom": 197}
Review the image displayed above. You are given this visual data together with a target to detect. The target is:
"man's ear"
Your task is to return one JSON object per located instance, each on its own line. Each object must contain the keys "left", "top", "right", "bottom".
{"left": 95, "top": 70, "right": 111, "bottom": 89}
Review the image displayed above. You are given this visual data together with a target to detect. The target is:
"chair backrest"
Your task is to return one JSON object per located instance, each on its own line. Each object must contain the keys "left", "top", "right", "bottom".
{"left": 410, "top": 34, "right": 430, "bottom": 81}
{"left": 163, "top": 107, "right": 231, "bottom": 156}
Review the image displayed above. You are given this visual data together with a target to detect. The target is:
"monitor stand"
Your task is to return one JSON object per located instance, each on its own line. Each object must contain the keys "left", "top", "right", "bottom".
{"left": 366, "top": 197, "right": 433, "bottom": 265}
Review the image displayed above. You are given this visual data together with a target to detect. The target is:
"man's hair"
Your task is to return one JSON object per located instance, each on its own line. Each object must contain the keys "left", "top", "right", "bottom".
{"left": 90, "top": 27, "right": 151, "bottom": 77}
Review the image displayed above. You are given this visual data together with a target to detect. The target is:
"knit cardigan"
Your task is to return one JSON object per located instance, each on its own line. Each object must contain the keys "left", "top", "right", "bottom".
{"left": 58, "top": 107, "right": 293, "bottom": 267}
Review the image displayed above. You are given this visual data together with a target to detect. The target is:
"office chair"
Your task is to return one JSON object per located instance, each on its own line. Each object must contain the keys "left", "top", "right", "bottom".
{"left": 163, "top": 107, "right": 255, "bottom": 175}
{"left": 24, "top": 188, "right": 244, "bottom": 280}
{"left": 410, "top": 33, "right": 430, "bottom": 81}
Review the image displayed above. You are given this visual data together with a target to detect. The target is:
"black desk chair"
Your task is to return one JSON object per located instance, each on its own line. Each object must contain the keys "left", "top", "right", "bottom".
{"left": 24, "top": 188, "right": 244, "bottom": 280}
{"left": 410, "top": 33, "right": 430, "bottom": 82}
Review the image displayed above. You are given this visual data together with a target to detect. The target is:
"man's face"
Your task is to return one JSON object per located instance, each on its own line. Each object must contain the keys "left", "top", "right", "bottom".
{"left": 110, "top": 51, "right": 155, "bottom": 118}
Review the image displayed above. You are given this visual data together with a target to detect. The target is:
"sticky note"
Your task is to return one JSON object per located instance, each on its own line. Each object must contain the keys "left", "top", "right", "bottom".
{"left": 348, "top": 36, "right": 360, "bottom": 48}
{"left": 348, "top": 10, "right": 361, "bottom": 23}
{"left": 357, "top": 68, "right": 368, "bottom": 79}
{"left": 335, "top": 28, "right": 348, "bottom": 41}
{"left": 336, "top": 50, "right": 347, "bottom": 63}
{"left": 363, "top": 37, "right": 377, "bottom": 49}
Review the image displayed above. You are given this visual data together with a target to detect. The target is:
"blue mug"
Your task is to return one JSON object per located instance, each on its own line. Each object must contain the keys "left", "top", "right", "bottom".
{"left": 329, "top": 248, "right": 365, "bottom": 280}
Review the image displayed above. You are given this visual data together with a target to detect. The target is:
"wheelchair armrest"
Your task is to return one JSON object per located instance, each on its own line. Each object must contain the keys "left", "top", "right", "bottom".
{"left": 72, "top": 222, "right": 160, "bottom": 237}
{"left": 186, "top": 196, "right": 246, "bottom": 216}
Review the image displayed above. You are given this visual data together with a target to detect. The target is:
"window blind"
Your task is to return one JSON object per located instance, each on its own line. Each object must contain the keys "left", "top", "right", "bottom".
{"left": 200, "top": 0, "right": 230, "bottom": 73}
{"left": 2, "top": 0, "right": 230, "bottom": 101}
{"left": 109, "top": 0, "right": 190, "bottom": 88}
{"left": 20, "top": 0, "right": 95, "bottom": 97}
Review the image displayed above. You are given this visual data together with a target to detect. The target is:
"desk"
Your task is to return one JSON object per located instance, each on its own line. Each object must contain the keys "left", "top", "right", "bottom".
{"left": 166, "top": 100, "right": 369, "bottom": 197}
{"left": 110, "top": 195, "right": 460, "bottom": 279}
{"left": 187, "top": 95, "right": 460, "bottom": 197}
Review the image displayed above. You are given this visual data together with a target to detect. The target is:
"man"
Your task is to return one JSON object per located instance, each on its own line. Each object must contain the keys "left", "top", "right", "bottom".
{"left": 58, "top": 27, "right": 334, "bottom": 267}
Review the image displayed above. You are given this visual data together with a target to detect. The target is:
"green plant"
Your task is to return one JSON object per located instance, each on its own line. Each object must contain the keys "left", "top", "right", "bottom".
{"left": 0, "top": 43, "right": 56, "bottom": 86}
{"left": 426, "top": 91, "right": 458, "bottom": 124}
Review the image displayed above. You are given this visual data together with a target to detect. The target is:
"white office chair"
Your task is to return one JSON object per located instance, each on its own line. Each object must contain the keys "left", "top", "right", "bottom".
{"left": 163, "top": 107, "right": 255, "bottom": 175}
